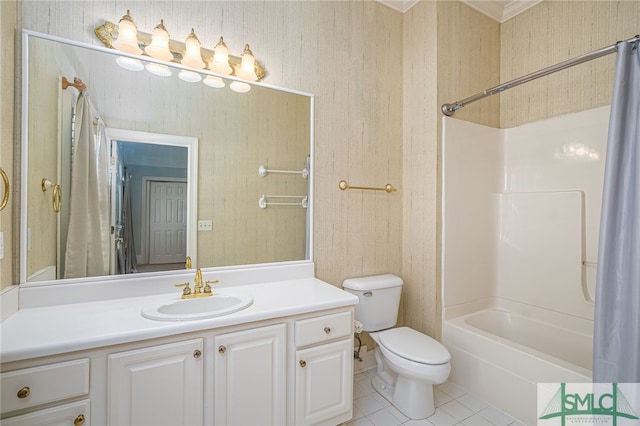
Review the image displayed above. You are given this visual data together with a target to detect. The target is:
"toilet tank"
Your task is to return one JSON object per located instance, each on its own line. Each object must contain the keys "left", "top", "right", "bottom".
{"left": 342, "top": 274, "right": 403, "bottom": 332}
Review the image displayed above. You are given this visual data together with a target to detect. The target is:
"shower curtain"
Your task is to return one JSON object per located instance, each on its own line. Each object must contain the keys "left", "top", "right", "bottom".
{"left": 64, "top": 92, "right": 110, "bottom": 278}
{"left": 116, "top": 169, "right": 138, "bottom": 274}
{"left": 593, "top": 40, "right": 640, "bottom": 382}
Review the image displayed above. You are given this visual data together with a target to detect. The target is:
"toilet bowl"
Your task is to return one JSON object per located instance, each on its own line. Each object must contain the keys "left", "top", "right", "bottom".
{"left": 342, "top": 274, "right": 451, "bottom": 420}
{"left": 370, "top": 327, "right": 450, "bottom": 419}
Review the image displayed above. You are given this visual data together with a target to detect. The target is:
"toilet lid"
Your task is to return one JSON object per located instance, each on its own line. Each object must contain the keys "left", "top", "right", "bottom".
{"left": 379, "top": 327, "right": 450, "bottom": 365}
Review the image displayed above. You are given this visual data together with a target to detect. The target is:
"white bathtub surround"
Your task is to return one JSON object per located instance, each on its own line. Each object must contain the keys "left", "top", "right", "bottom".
{"left": 442, "top": 106, "right": 609, "bottom": 424}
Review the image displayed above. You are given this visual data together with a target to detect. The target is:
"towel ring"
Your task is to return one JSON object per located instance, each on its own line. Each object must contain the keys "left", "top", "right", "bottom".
{"left": 41, "top": 178, "right": 62, "bottom": 213}
{"left": 0, "top": 167, "right": 8, "bottom": 211}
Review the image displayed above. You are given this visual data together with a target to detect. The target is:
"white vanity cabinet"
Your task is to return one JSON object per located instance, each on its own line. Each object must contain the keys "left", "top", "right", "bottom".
{"left": 294, "top": 311, "right": 354, "bottom": 425}
{"left": 213, "top": 323, "right": 287, "bottom": 425}
{"left": 107, "top": 338, "right": 204, "bottom": 426}
{"left": 0, "top": 359, "right": 90, "bottom": 425}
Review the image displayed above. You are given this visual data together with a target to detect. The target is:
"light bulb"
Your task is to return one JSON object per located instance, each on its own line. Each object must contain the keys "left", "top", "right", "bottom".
{"left": 230, "top": 81, "right": 251, "bottom": 93}
{"left": 236, "top": 44, "right": 258, "bottom": 81}
{"left": 144, "top": 19, "right": 173, "bottom": 62}
{"left": 146, "top": 62, "right": 172, "bottom": 77}
{"left": 181, "top": 28, "right": 206, "bottom": 69}
{"left": 209, "top": 36, "right": 232, "bottom": 75}
{"left": 113, "top": 10, "right": 142, "bottom": 55}
{"left": 116, "top": 56, "right": 144, "bottom": 71}
{"left": 178, "top": 69, "right": 202, "bottom": 83}
{"left": 203, "top": 76, "right": 225, "bottom": 88}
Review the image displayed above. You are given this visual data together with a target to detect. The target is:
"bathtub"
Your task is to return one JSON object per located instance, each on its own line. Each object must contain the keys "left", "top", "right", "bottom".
{"left": 442, "top": 298, "right": 593, "bottom": 425}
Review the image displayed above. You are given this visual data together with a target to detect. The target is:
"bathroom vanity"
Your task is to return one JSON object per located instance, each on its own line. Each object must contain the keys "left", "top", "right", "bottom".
{"left": 0, "top": 264, "right": 358, "bottom": 425}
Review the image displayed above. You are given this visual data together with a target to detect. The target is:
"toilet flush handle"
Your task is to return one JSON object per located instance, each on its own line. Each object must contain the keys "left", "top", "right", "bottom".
{"left": 363, "top": 291, "right": 373, "bottom": 297}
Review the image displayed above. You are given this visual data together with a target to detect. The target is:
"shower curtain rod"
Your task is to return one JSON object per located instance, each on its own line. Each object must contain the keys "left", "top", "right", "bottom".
{"left": 441, "top": 34, "right": 639, "bottom": 116}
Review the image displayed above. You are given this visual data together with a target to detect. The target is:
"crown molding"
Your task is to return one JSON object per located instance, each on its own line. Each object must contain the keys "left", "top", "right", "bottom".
{"left": 375, "top": 0, "right": 542, "bottom": 20}
{"left": 461, "top": 0, "right": 542, "bottom": 23}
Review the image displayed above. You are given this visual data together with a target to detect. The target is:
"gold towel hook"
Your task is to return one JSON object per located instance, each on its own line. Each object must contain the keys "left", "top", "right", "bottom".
{"left": 0, "top": 167, "right": 9, "bottom": 211}
{"left": 338, "top": 179, "right": 397, "bottom": 193}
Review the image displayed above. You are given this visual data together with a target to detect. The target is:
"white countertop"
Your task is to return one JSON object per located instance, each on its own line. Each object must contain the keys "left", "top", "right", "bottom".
{"left": 1, "top": 277, "right": 358, "bottom": 364}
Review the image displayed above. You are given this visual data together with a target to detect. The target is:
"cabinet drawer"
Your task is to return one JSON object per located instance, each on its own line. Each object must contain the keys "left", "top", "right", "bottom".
{"left": 295, "top": 311, "right": 352, "bottom": 347}
{"left": 1, "top": 399, "right": 90, "bottom": 426}
{"left": 1, "top": 358, "right": 90, "bottom": 414}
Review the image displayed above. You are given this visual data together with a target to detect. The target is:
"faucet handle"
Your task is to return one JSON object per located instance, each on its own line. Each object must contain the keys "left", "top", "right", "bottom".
{"left": 204, "top": 279, "right": 219, "bottom": 294}
{"left": 185, "top": 256, "right": 192, "bottom": 269}
{"left": 175, "top": 282, "right": 192, "bottom": 297}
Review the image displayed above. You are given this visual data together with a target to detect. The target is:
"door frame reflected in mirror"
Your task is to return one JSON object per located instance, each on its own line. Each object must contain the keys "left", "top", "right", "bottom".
{"left": 106, "top": 128, "right": 198, "bottom": 275}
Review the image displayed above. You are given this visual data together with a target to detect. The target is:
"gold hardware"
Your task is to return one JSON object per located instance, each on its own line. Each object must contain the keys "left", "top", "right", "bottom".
{"left": 338, "top": 179, "right": 396, "bottom": 193}
{"left": 176, "top": 269, "right": 217, "bottom": 299}
{"left": 193, "top": 349, "right": 202, "bottom": 358}
{"left": 0, "top": 167, "right": 8, "bottom": 211}
{"left": 324, "top": 327, "right": 331, "bottom": 334}
{"left": 74, "top": 414, "right": 86, "bottom": 426}
{"left": 41, "top": 179, "right": 62, "bottom": 213}
{"left": 218, "top": 345, "right": 226, "bottom": 354}
{"left": 62, "top": 76, "right": 87, "bottom": 91}
{"left": 94, "top": 21, "right": 266, "bottom": 81}
{"left": 185, "top": 256, "right": 192, "bottom": 269}
{"left": 299, "top": 360, "right": 307, "bottom": 368}
{"left": 175, "top": 282, "right": 191, "bottom": 297}
{"left": 17, "top": 386, "right": 30, "bottom": 398}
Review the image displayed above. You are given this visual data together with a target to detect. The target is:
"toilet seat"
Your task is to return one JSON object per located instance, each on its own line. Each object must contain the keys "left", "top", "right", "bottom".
{"left": 378, "top": 327, "right": 450, "bottom": 365}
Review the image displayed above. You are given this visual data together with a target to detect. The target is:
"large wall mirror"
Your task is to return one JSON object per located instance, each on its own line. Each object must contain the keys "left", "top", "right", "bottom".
{"left": 20, "top": 31, "right": 314, "bottom": 285}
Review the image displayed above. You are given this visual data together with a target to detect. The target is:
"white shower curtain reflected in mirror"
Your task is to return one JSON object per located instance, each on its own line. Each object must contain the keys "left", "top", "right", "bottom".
{"left": 63, "top": 93, "right": 110, "bottom": 278}
{"left": 593, "top": 40, "right": 640, "bottom": 383}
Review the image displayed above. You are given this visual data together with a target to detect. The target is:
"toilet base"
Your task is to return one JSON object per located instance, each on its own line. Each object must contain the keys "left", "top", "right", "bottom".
{"left": 372, "top": 372, "right": 436, "bottom": 420}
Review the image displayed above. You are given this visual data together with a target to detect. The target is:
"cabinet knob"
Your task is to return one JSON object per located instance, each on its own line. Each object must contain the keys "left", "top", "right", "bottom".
{"left": 324, "top": 326, "right": 331, "bottom": 334}
{"left": 17, "top": 386, "right": 30, "bottom": 398}
{"left": 299, "top": 360, "right": 307, "bottom": 368}
{"left": 74, "top": 414, "right": 86, "bottom": 426}
{"left": 193, "top": 349, "right": 202, "bottom": 358}
{"left": 218, "top": 345, "right": 226, "bottom": 354}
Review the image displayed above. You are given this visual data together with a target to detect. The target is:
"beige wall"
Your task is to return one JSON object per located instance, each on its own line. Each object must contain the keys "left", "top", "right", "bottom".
{"left": 500, "top": 0, "right": 640, "bottom": 128}
{"left": 1, "top": 0, "right": 17, "bottom": 290}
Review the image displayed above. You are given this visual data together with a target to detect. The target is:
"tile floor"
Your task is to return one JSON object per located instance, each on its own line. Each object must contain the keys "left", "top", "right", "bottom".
{"left": 348, "top": 369, "right": 524, "bottom": 426}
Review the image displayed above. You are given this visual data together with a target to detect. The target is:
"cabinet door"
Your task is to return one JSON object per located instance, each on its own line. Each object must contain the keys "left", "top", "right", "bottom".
{"left": 295, "top": 339, "right": 353, "bottom": 425}
{"left": 1, "top": 399, "right": 90, "bottom": 426}
{"left": 108, "top": 338, "right": 203, "bottom": 426}
{"left": 214, "top": 324, "right": 286, "bottom": 426}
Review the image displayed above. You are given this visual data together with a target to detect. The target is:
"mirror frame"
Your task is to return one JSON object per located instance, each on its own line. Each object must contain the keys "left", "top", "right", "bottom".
{"left": 20, "top": 30, "right": 316, "bottom": 286}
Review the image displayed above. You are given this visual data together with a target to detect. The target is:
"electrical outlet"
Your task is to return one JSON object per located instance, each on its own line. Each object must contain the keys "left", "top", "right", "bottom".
{"left": 198, "top": 220, "right": 213, "bottom": 231}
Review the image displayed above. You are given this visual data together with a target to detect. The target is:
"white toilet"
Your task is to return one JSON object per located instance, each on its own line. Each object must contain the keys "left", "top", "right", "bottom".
{"left": 343, "top": 274, "right": 450, "bottom": 419}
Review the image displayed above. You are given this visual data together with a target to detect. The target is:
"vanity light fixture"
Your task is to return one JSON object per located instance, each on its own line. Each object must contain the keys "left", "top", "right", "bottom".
{"left": 181, "top": 29, "right": 206, "bottom": 69}
{"left": 144, "top": 19, "right": 173, "bottom": 62}
{"left": 203, "top": 75, "right": 226, "bottom": 88}
{"left": 229, "top": 81, "right": 251, "bottom": 93}
{"left": 146, "top": 62, "right": 172, "bottom": 77}
{"left": 210, "top": 37, "right": 233, "bottom": 75}
{"left": 179, "top": 69, "right": 203, "bottom": 83}
{"left": 95, "top": 17, "right": 266, "bottom": 91}
{"left": 112, "top": 10, "right": 142, "bottom": 55}
{"left": 116, "top": 56, "right": 144, "bottom": 71}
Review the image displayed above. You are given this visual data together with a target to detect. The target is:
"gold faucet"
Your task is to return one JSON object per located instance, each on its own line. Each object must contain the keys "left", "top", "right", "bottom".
{"left": 175, "top": 268, "right": 219, "bottom": 299}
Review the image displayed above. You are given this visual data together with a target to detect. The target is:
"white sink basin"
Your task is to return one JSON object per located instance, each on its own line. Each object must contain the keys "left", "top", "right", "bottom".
{"left": 142, "top": 294, "right": 253, "bottom": 321}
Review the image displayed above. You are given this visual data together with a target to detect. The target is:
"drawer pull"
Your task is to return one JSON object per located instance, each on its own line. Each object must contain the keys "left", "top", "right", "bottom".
{"left": 17, "top": 386, "right": 30, "bottom": 398}
{"left": 193, "top": 349, "right": 202, "bottom": 358}
{"left": 324, "top": 327, "right": 331, "bottom": 334}
{"left": 74, "top": 414, "right": 86, "bottom": 426}
{"left": 218, "top": 345, "right": 226, "bottom": 354}
{"left": 299, "top": 360, "right": 307, "bottom": 368}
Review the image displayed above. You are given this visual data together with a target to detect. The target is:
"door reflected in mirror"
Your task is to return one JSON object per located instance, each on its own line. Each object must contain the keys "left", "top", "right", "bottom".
{"left": 21, "top": 31, "right": 313, "bottom": 284}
